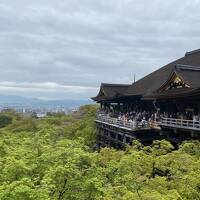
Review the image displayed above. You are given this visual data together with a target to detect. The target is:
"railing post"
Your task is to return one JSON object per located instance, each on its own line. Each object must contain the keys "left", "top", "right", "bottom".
{"left": 156, "top": 116, "right": 200, "bottom": 131}
{"left": 96, "top": 114, "right": 199, "bottom": 131}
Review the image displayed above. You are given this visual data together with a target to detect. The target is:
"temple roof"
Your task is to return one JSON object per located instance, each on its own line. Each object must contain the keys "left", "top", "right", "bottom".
{"left": 91, "top": 83, "right": 131, "bottom": 102}
{"left": 125, "top": 50, "right": 200, "bottom": 99}
{"left": 92, "top": 49, "right": 200, "bottom": 102}
{"left": 175, "top": 65, "right": 200, "bottom": 88}
{"left": 144, "top": 88, "right": 195, "bottom": 100}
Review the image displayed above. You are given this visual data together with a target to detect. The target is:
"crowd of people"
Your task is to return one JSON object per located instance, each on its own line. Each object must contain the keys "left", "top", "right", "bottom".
{"left": 116, "top": 111, "right": 155, "bottom": 126}
{"left": 98, "top": 108, "right": 200, "bottom": 128}
{"left": 98, "top": 109, "right": 158, "bottom": 128}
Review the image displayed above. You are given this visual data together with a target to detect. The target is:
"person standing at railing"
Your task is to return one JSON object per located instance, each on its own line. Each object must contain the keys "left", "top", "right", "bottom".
{"left": 141, "top": 117, "right": 147, "bottom": 127}
{"left": 124, "top": 115, "right": 128, "bottom": 126}
{"left": 118, "top": 115, "right": 121, "bottom": 120}
{"left": 193, "top": 115, "right": 199, "bottom": 121}
{"left": 193, "top": 115, "right": 199, "bottom": 128}
{"left": 129, "top": 118, "right": 137, "bottom": 129}
{"left": 154, "top": 112, "right": 157, "bottom": 121}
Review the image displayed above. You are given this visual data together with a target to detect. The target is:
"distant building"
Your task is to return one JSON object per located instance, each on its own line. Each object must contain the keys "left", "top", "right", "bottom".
{"left": 36, "top": 113, "right": 47, "bottom": 118}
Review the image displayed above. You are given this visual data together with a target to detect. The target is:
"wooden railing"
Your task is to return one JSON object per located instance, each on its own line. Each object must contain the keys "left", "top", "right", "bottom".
{"left": 96, "top": 114, "right": 148, "bottom": 130}
{"left": 96, "top": 114, "right": 200, "bottom": 132}
{"left": 159, "top": 117, "right": 200, "bottom": 131}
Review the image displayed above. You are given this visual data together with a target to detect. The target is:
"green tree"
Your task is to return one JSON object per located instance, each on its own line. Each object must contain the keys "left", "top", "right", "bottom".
{"left": 0, "top": 115, "right": 12, "bottom": 128}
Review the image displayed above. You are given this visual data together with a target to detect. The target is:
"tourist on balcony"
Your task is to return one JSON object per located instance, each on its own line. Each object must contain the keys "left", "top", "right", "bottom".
{"left": 141, "top": 117, "right": 147, "bottom": 127}
{"left": 193, "top": 115, "right": 199, "bottom": 122}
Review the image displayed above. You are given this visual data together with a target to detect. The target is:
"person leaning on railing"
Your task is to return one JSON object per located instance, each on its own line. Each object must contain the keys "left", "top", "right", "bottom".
{"left": 193, "top": 115, "right": 199, "bottom": 122}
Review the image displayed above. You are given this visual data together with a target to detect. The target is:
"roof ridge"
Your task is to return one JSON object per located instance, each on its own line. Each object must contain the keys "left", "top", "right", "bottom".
{"left": 185, "top": 49, "right": 200, "bottom": 56}
{"left": 175, "top": 64, "right": 200, "bottom": 71}
{"left": 101, "top": 83, "right": 131, "bottom": 87}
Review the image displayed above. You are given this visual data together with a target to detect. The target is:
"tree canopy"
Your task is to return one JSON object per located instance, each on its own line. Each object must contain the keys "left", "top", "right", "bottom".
{"left": 0, "top": 105, "right": 199, "bottom": 200}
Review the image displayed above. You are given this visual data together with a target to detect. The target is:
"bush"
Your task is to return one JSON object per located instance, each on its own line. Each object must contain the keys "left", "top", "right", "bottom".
{"left": 0, "top": 115, "right": 13, "bottom": 128}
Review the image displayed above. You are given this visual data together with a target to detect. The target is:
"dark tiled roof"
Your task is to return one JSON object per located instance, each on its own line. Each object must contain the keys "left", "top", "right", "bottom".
{"left": 175, "top": 65, "right": 200, "bottom": 88}
{"left": 185, "top": 49, "right": 200, "bottom": 56}
{"left": 125, "top": 50, "right": 200, "bottom": 98}
{"left": 93, "top": 49, "right": 200, "bottom": 102}
{"left": 145, "top": 88, "right": 194, "bottom": 99}
{"left": 91, "top": 83, "right": 131, "bottom": 102}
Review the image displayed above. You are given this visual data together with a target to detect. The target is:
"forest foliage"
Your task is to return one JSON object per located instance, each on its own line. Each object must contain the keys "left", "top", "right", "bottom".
{"left": 0, "top": 105, "right": 199, "bottom": 200}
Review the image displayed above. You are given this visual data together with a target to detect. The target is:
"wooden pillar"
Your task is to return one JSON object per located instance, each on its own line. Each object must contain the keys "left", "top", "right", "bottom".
{"left": 123, "top": 135, "right": 127, "bottom": 144}
{"left": 100, "top": 102, "right": 103, "bottom": 109}
{"left": 197, "top": 103, "right": 200, "bottom": 115}
{"left": 117, "top": 103, "right": 120, "bottom": 113}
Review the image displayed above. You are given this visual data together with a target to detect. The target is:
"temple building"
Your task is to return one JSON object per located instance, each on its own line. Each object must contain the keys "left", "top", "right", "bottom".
{"left": 92, "top": 49, "right": 200, "bottom": 148}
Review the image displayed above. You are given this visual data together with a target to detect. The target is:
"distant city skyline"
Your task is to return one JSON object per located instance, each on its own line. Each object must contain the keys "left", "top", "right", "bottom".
{"left": 0, "top": 0, "right": 200, "bottom": 99}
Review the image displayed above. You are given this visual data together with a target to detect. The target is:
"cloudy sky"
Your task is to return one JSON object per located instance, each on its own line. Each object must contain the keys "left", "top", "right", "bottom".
{"left": 0, "top": 0, "right": 200, "bottom": 100}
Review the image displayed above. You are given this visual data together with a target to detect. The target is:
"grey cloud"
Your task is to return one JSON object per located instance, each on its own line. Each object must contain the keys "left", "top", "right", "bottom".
{"left": 0, "top": 0, "right": 200, "bottom": 99}
{"left": 0, "top": 81, "right": 98, "bottom": 99}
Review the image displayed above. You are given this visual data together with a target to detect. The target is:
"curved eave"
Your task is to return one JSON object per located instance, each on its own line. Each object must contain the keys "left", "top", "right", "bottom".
{"left": 91, "top": 93, "right": 142, "bottom": 103}
{"left": 143, "top": 87, "right": 200, "bottom": 100}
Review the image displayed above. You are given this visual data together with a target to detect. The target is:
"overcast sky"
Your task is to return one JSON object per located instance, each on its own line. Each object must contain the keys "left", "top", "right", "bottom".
{"left": 0, "top": 0, "right": 200, "bottom": 100}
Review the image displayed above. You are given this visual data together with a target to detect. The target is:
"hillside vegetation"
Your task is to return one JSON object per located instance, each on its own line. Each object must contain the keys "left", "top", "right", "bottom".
{"left": 0, "top": 105, "right": 199, "bottom": 200}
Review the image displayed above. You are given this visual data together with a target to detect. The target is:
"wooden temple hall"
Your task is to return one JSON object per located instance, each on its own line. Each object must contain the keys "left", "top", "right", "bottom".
{"left": 92, "top": 49, "right": 200, "bottom": 148}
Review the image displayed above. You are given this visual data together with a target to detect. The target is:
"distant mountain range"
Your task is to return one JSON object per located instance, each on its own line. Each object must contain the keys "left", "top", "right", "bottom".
{"left": 0, "top": 95, "right": 92, "bottom": 108}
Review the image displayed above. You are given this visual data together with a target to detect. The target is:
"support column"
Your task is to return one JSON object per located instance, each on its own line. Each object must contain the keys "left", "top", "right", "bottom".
{"left": 107, "top": 131, "right": 111, "bottom": 146}
{"left": 123, "top": 135, "right": 127, "bottom": 144}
